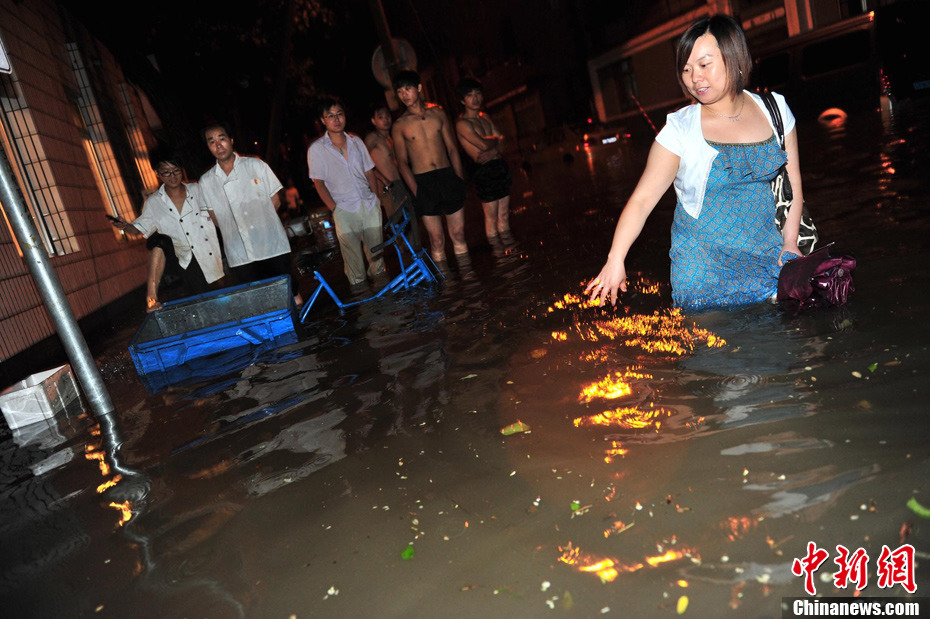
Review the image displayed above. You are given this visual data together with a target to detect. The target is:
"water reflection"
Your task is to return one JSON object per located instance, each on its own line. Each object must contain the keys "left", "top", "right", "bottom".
{"left": 2, "top": 100, "right": 930, "bottom": 614}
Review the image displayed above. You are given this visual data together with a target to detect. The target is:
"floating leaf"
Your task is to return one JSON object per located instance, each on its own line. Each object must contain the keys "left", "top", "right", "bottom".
{"left": 867, "top": 363, "right": 878, "bottom": 373}
{"left": 677, "top": 595, "right": 689, "bottom": 614}
{"left": 401, "top": 544, "right": 415, "bottom": 560}
{"left": 906, "top": 497, "right": 930, "bottom": 518}
{"left": 501, "top": 421, "right": 530, "bottom": 435}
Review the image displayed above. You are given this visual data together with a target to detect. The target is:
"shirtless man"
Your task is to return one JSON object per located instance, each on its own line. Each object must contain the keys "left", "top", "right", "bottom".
{"left": 455, "top": 78, "right": 512, "bottom": 243}
{"left": 364, "top": 103, "right": 421, "bottom": 251}
{"left": 391, "top": 70, "right": 467, "bottom": 263}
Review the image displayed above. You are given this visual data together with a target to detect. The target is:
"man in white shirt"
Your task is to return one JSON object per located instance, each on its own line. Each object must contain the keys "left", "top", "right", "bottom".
{"left": 110, "top": 151, "right": 224, "bottom": 310}
{"left": 307, "top": 98, "right": 386, "bottom": 287}
{"left": 198, "top": 122, "right": 302, "bottom": 304}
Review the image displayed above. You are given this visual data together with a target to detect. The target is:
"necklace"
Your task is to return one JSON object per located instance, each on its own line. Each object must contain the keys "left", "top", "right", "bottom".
{"left": 706, "top": 95, "right": 745, "bottom": 122}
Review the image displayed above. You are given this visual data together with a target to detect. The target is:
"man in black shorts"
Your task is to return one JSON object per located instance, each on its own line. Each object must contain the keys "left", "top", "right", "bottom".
{"left": 455, "top": 77, "right": 513, "bottom": 244}
{"left": 391, "top": 70, "right": 468, "bottom": 263}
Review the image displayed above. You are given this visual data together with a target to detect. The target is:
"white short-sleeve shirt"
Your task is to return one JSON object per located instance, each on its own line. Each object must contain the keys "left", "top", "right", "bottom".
{"left": 307, "top": 133, "right": 379, "bottom": 214}
{"left": 656, "top": 90, "right": 795, "bottom": 219}
{"left": 199, "top": 154, "right": 288, "bottom": 268}
{"left": 131, "top": 183, "right": 225, "bottom": 283}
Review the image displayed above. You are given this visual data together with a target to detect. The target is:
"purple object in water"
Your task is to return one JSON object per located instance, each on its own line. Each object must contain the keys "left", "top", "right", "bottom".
{"left": 777, "top": 245, "right": 856, "bottom": 310}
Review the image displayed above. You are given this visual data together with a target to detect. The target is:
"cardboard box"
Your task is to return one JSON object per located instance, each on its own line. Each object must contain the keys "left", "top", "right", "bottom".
{"left": 0, "top": 364, "right": 80, "bottom": 431}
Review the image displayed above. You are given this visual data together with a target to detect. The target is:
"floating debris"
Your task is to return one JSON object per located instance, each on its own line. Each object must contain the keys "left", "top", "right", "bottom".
{"left": 906, "top": 497, "right": 930, "bottom": 518}
{"left": 501, "top": 421, "right": 531, "bottom": 435}
{"left": 603, "top": 521, "right": 634, "bottom": 538}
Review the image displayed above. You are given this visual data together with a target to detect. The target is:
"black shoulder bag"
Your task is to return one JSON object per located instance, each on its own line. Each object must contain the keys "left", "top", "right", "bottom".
{"left": 762, "top": 92, "right": 818, "bottom": 255}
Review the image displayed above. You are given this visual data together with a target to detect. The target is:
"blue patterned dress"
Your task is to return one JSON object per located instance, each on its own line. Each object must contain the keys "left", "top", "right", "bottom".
{"left": 669, "top": 136, "right": 786, "bottom": 309}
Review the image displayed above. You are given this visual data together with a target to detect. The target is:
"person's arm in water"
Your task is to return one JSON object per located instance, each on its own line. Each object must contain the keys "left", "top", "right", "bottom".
{"left": 779, "top": 127, "right": 803, "bottom": 263}
{"left": 586, "top": 141, "right": 680, "bottom": 306}
{"left": 392, "top": 122, "right": 418, "bottom": 195}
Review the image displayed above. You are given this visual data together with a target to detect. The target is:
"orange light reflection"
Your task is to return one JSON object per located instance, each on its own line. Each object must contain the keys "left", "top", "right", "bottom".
{"left": 579, "top": 373, "right": 633, "bottom": 402}
{"left": 575, "top": 406, "right": 673, "bottom": 430}
{"left": 84, "top": 447, "right": 110, "bottom": 476}
{"left": 559, "top": 542, "right": 697, "bottom": 582}
{"left": 723, "top": 516, "right": 758, "bottom": 541}
{"left": 108, "top": 501, "right": 132, "bottom": 526}
{"left": 574, "top": 309, "right": 726, "bottom": 356}
{"left": 96, "top": 474, "right": 122, "bottom": 494}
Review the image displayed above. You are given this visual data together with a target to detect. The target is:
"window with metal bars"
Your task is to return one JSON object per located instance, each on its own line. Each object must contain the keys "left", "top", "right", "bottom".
{"left": 0, "top": 70, "right": 80, "bottom": 256}
{"left": 66, "top": 42, "right": 136, "bottom": 229}
{"left": 117, "top": 83, "right": 158, "bottom": 194}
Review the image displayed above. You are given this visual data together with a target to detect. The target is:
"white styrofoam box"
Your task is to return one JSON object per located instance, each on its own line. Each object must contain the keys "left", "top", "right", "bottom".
{"left": 0, "top": 364, "right": 80, "bottom": 431}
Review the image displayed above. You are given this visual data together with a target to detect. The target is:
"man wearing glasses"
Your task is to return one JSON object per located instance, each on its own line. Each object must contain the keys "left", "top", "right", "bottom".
{"left": 307, "top": 98, "right": 386, "bottom": 287}
{"left": 110, "top": 150, "right": 225, "bottom": 311}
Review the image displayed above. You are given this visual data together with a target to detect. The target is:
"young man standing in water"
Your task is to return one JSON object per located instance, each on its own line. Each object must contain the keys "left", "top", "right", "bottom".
{"left": 198, "top": 122, "right": 302, "bottom": 304}
{"left": 308, "top": 98, "right": 387, "bottom": 287}
{"left": 455, "top": 78, "right": 513, "bottom": 244}
{"left": 365, "top": 103, "right": 421, "bottom": 251}
{"left": 391, "top": 70, "right": 467, "bottom": 263}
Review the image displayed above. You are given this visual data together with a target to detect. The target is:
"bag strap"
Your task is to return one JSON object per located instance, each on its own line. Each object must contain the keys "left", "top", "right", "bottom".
{"left": 761, "top": 92, "right": 785, "bottom": 148}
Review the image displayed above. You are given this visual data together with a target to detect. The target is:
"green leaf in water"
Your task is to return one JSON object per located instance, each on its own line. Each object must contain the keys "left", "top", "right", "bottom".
{"left": 906, "top": 497, "right": 930, "bottom": 519}
{"left": 401, "top": 544, "right": 415, "bottom": 560}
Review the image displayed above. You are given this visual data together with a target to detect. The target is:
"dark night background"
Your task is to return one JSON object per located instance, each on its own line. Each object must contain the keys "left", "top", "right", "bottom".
{"left": 58, "top": 0, "right": 621, "bottom": 199}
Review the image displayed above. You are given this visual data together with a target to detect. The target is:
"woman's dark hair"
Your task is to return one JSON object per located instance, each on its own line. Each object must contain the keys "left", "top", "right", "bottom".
{"left": 676, "top": 14, "right": 752, "bottom": 99}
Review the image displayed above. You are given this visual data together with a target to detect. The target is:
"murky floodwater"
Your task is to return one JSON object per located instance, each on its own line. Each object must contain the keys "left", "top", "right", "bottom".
{"left": 2, "top": 99, "right": 929, "bottom": 618}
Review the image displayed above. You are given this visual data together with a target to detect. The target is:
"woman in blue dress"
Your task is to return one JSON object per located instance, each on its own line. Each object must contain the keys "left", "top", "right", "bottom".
{"left": 587, "top": 14, "right": 806, "bottom": 310}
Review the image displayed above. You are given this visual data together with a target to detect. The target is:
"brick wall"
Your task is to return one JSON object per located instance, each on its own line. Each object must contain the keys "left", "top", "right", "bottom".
{"left": 0, "top": 0, "right": 150, "bottom": 362}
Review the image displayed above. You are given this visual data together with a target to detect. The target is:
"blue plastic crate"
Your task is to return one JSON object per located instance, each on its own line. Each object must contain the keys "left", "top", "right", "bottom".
{"left": 129, "top": 276, "right": 298, "bottom": 390}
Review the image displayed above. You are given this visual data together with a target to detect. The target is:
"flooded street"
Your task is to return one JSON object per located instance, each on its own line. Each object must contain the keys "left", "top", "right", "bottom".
{"left": 2, "top": 99, "right": 929, "bottom": 618}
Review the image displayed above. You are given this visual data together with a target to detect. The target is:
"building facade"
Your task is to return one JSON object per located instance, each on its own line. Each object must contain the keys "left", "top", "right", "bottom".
{"left": 586, "top": 0, "right": 914, "bottom": 132}
{"left": 0, "top": 0, "right": 159, "bottom": 367}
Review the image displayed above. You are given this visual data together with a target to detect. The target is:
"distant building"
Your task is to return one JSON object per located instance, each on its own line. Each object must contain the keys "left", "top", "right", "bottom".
{"left": 0, "top": 0, "right": 161, "bottom": 369}
{"left": 585, "top": 0, "right": 923, "bottom": 133}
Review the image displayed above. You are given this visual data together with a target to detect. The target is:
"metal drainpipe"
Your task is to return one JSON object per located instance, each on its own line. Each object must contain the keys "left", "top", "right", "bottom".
{"left": 0, "top": 146, "right": 115, "bottom": 416}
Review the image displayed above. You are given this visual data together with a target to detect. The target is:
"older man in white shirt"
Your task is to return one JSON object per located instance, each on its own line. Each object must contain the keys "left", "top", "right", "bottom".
{"left": 198, "top": 122, "right": 302, "bottom": 304}
{"left": 307, "top": 98, "right": 386, "bottom": 287}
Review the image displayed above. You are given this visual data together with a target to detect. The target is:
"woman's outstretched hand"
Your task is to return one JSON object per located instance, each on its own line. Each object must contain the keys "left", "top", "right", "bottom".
{"left": 586, "top": 258, "right": 628, "bottom": 307}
